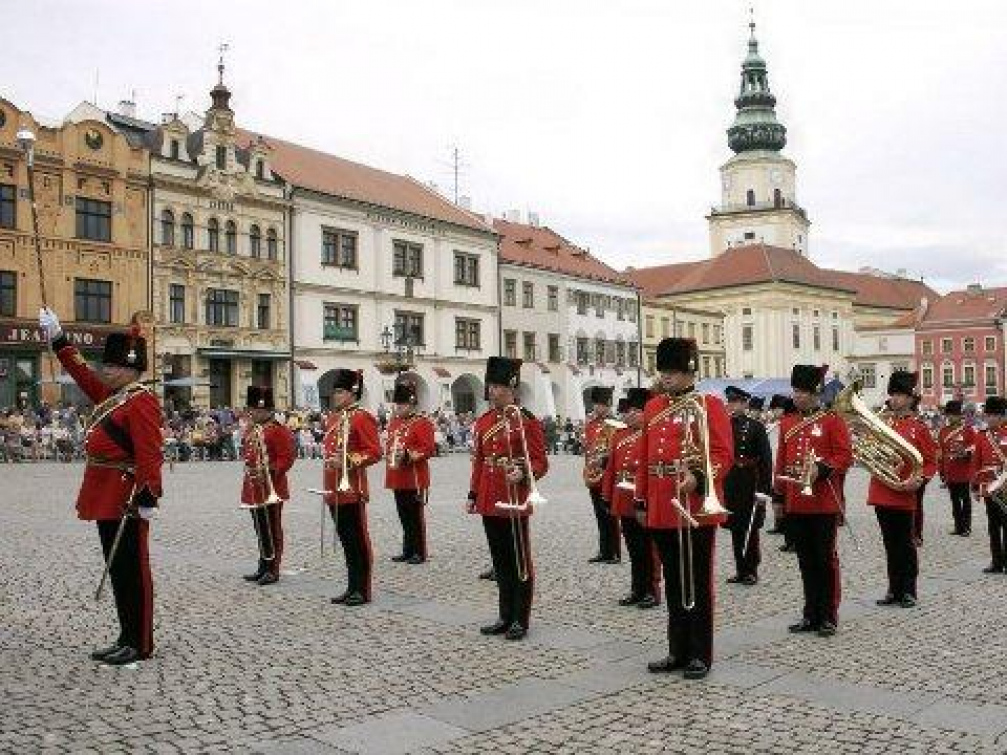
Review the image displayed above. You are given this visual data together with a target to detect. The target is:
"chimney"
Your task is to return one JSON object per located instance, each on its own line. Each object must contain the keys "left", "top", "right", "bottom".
{"left": 118, "top": 99, "right": 136, "bottom": 118}
{"left": 896, "top": 267, "right": 907, "bottom": 278}
{"left": 966, "top": 283, "right": 983, "bottom": 295}
{"left": 528, "top": 211, "right": 540, "bottom": 227}
{"left": 457, "top": 195, "right": 472, "bottom": 210}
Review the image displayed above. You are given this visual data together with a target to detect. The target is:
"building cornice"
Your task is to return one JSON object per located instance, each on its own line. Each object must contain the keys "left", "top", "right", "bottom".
{"left": 291, "top": 281, "right": 498, "bottom": 314}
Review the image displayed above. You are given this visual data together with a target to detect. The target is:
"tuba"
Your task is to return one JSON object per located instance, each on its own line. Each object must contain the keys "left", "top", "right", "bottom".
{"left": 583, "top": 417, "right": 624, "bottom": 485}
{"left": 833, "top": 379, "right": 923, "bottom": 487}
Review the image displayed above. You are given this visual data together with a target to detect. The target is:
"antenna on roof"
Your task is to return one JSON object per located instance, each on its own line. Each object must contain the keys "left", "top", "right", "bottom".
{"left": 437, "top": 144, "right": 468, "bottom": 205}
{"left": 217, "top": 41, "right": 230, "bottom": 85}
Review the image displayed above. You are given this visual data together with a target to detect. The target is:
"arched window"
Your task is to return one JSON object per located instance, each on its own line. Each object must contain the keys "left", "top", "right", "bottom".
{"left": 160, "top": 209, "right": 175, "bottom": 247}
{"left": 249, "top": 225, "right": 262, "bottom": 258}
{"left": 225, "top": 220, "right": 237, "bottom": 255}
{"left": 207, "top": 217, "right": 219, "bottom": 252}
{"left": 266, "top": 228, "right": 278, "bottom": 260}
{"left": 181, "top": 213, "right": 194, "bottom": 250}
{"left": 746, "top": 189, "right": 756, "bottom": 207}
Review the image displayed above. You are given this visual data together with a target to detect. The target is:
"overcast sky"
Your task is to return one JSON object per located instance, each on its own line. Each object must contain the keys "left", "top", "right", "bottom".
{"left": 4, "top": 0, "right": 1004, "bottom": 292}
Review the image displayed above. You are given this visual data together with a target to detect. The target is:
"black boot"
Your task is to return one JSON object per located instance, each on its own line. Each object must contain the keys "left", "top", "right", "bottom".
{"left": 243, "top": 561, "right": 267, "bottom": 582}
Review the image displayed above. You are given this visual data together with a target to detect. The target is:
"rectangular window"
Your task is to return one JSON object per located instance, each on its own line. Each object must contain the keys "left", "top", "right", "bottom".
{"left": 942, "top": 364, "right": 954, "bottom": 387}
{"left": 455, "top": 318, "right": 481, "bottom": 350}
{"left": 645, "top": 316, "right": 654, "bottom": 338}
{"left": 548, "top": 333, "right": 560, "bottom": 363}
{"left": 921, "top": 339, "right": 933, "bottom": 356}
{"left": 205, "top": 288, "right": 239, "bottom": 327}
{"left": 647, "top": 351, "right": 656, "bottom": 374}
{"left": 75, "top": 197, "right": 111, "bottom": 242}
{"left": 661, "top": 317, "right": 670, "bottom": 338}
{"left": 453, "top": 252, "right": 479, "bottom": 287}
{"left": 323, "top": 303, "right": 358, "bottom": 341}
{"left": 504, "top": 330, "right": 517, "bottom": 358}
{"left": 257, "top": 293, "right": 271, "bottom": 330}
{"left": 595, "top": 339, "right": 606, "bottom": 365}
{"left": 594, "top": 294, "right": 604, "bottom": 318}
{"left": 627, "top": 299, "right": 637, "bottom": 322}
{"left": 394, "top": 311, "right": 424, "bottom": 346}
{"left": 832, "top": 327, "right": 840, "bottom": 352}
{"left": 616, "top": 299, "right": 625, "bottom": 321}
{"left": 576, "top": 291, "right": 589, "bottom": 315}
{"left": 701, "top": 323, "right": 710, "bottom": 344}
{"left": 813, "top": 326, "right": 821, "bottom": 351}
{"left": 0, "top": 270, "right": 16, "bottom": 316}
{"left": 986, "top": 364, "right": 998, "bottom": 395}
{"left": 169, "top": 284, "right": 185, "bottom": 324}
{"left": 322, "top": 228, "right": 358, "bottom": 269}
{"left": 743, "top": 325, "right": 753, "bottom": 351}
{"left": 714, "top": 325, "right": 722, "bottom": 344}
{"left": 615, "top": 340, "right": 626, "bottom": 367}
{"left": 861, "top": 363, "right": 877, "bottom": 389}
{"left": 215, "top": 145, "right": 226, "bottom": 169}
{"left": 985, "top": 336, "right": 997, "bottom": 352}
{"left": 503, "top": 278, "right": 516, "bottom": 306}
{"left": 170, "top": 139, "right": 180, "bottom": 160}
{"left": 963, "top": 363, "right": 975, "bottom": 387}
{"left": 523, "top": 332, "right": 536, "bottom": 360}
{"left": 702, "top": 356, "right": 710, "bottom": 377}
{"left": 922, "top": 365, "right": 934, "bottom": 390}
{"left": 792, "top": 323, "right": 801, "bottom": 350}
{"left": 576, "top": 337, "right": 589, "bottom": 365}
{"left": 687, "top": 322, "right": 696, "bottom": 339}
{"left": 941, "top": 338, "right": 953, "bottom": 354}
{"left": 522, "top": 281, "right": 534, "bottom": 308}
{"left": 73, "top": 278, "right": 111, "bottom": 323}
{"left": 963, "top": 337, "right": 975, "bottom": 353}
{"left": 0, "top": 184, "right": 15, "bottom": 229}
{"left": 547, "top": 285, "right": 558, "bottom": 311}
{"left": 628, "top": 342, "right": 639, "bottom": 368}
{"left": 392, "top": 240, "right": 423, "bottom": 278}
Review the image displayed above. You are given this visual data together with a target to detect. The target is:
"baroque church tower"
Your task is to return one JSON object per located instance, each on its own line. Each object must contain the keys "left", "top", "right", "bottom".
{"left": 707, "top": 17, "right": 810, "bottom": 257}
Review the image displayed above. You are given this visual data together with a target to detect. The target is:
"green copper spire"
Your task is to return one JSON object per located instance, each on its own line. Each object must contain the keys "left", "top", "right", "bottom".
{"left": 727, "top": 16, "right": 787, "bottom": 153}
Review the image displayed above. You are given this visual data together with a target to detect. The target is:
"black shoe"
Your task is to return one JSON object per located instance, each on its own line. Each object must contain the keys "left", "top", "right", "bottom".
{"left": 102, "top": 645, "right": 140, "bottom": 666}
{"left": 740, "top": 574, "right": 758, "bottom": 586}
{"left": 243, "top": 565, "right": 266, "bottom": 582}
{"left": 683, "top": 659, "right": 709, "bottom": 680}
{"left": 257, "top": 571, "right": 278, "bottom": 586}
{"left": 726, "top": 575, "right": 743, "bottom": 584}
{"left": 480, "top": 619, "right": 509, "bottom": 636}
{"left": 618, "top": 593, "right": 642, "bottom": 606}
{"left": 330, "top": 591, "right": 349, "bottom": 604}
{"left": 407, "top": 555, "right": 425, "bottom": 565}
{"left": 779, "top": 543, "right": 795, "bottom": 553}
{"left": 478, "top": 568, "right": 496, "bottom": 580}
{"left": 391, "top": 554, "right": 410, "bottom": 563}
{"left": 588, "top": 554, "right": 605, "bottom": 563}
{"left": 817, "top": 621, "right": 837, "bottom": 637}
{"left": 766, "top": 528, "right": 783, "bottom": 535}
{"left": 636, "top": 594, "right": 659, "bottom": 610}
{"left": 899, "top": 595, "right": 917, "bottom": 608}
{"left": 504, "top": 623, "right": 527, "bottom": 641}
{"left": 90, "top": 642, "right": 122, "bottom": 661}
{"left": 788, "top": 619, "right": 818, "bottom": 633}
{"left": 876, "top": 593, "right": 898, "bottom": 606}
{"left": 603, "top": 557, "right": 622, "bottom": 565}
{"left": 647, "top": 656, "right": 685, "bottom": 673}
{"left": 982, "top": 564, "right": 1003, "bottom": 574}
{"left": 342, "top": 592, "right": 367, "bottom": 607}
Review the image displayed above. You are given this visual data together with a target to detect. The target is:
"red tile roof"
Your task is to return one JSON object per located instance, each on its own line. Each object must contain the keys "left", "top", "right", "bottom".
{"left": 625, "top": 244, "right": 935, "bottom": 313}
{"left": 237, "top": 130, "right": 493, "bottom": 233}
{"left": 494, "top": 218, "right": 635, "bottom": 288}
{"left": 919, "top": 285, "right": 1007, "bottom": 326}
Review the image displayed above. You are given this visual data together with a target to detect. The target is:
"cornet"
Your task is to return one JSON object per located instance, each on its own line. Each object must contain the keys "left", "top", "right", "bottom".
{"left": 777, "top": 448, "right": 820, "bottom": 496}
{"left": 496, "top": 405, "right": 547, "bottom": 512}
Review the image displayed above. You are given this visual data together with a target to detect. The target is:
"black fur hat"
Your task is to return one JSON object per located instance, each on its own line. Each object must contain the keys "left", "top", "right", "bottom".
{"left": 749, "top": 396, "right": 765, "bottom": 411}
{"left": 392, "top": 381, "right": 418, "bottom": 405}
{"left": 725, "top": 385, "right": 751, "bottom": 403}
{"left": 656, "top": 338, "right": 699, "bottom": 373}
{"left": 887, "top": 370, "right": 918, "bottom": 397}
{"left": 625, "top": 387, "right": 651, "bottom": 411}
{"left": 589, "top": 386, "right": 614, "bottom": 406}
{"left": 984, "top": 396, "right": 1007, "bottom": 416}
{"left": 246, "top": 384, "right": 274, "bottom": 410}
{"left": 944, "top": 400, "right": 963, "bottom": 416}
{"left": 791, "top": 364, "right": 826, "bottom": 393}
{"left": 484, "top": 357, "right": 521, "bottom": 399}
{"left": 102, "top": 331, "right": 147, "bottom": 372}
{"left": 331, "top": 369, "right": 363, "bottom": 399}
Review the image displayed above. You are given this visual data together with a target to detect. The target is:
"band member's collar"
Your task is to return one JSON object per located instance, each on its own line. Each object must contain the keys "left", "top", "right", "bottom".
{"left": 801, "top": 404, "right": 821, "bottom": 416}
{"left": 667, "top": 385, "right": 695, "bottom": 398}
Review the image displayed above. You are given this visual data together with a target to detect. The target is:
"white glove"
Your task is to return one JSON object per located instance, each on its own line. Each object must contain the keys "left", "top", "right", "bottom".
{"left": 137, "top": 507, "right": 156, "bottom": 521}
{"left": 39, "top": 307, "right": 62, "bottom": 340}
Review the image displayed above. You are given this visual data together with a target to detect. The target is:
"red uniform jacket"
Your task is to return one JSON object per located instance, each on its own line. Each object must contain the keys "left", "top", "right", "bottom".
{"left": 774, "top": 409, "right": 853, "bottom": 515}
{"left": 939, "top": 423, "right": 976, "bottom": 485}
{"left": 56, "top": 343, "right": 163, "bottom": 521}
{"left": 971, "top": 426, "right": 1007, "bottom": 492}
{"left": 322, "top": 406, "right": 382, "bottom": 506}
{"left": 240, "top": 420, "right": 296, "bottom": 504}
{"left": 866, "top": 414, "right": 938, "bottom": 510}
{"left": 633, "top": 391, "right": 733, "bottom": 530}
{"left": 601, "top": 425, "right": 642, "bottom": 518}
{"left": 469, "top": 405, "right": 548, "bottom": 518}
{"left": 583, "top": 416, "right": 612, "bottom": 490}
{"left": 384, "top": 414, "right": 437, "bottom": 490}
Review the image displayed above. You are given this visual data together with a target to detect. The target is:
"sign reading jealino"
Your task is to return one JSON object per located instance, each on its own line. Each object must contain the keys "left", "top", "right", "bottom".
{"left": 0, "top": 321, "right": 110, "bottom": 349}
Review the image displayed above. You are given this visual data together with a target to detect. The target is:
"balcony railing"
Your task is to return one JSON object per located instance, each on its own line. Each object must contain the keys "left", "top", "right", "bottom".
{"left": 710, "top": 199, "right": 807, "bottom": 217}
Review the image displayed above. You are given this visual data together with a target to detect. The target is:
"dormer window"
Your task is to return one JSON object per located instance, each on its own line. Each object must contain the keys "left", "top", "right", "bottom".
{"left": 170, "top": 139, "right": 180, "bottom": 160}
{"left": 746, "top": 189, "right": 755, "bottom": 207}
{"left": 215, "top": 145, "right": 226, "bottom": 170}
{"left": 255, "top": 160, "right": 265, "bottom": 179}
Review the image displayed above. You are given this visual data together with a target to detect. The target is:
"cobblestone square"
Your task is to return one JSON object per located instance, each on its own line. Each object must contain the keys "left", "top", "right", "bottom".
{"left": 2, "top": 453, "right": 1006, "bottom": 754}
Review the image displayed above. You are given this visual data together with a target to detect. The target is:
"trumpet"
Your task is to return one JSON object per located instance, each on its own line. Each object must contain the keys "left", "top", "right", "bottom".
{"left": 777, "top": 449, "right": 820, "bottom": 496}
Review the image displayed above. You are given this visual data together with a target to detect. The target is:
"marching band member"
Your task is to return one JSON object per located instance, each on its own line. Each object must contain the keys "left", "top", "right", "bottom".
{"left": 41, "top": 307, "right": 163, "bottom": 665}
{"left": 384, "top": 381, "right": 436, "bottom": 564}
{"left": 323, "top": 369, "right": 382, "bottom": 606}
{"left": 868, "top": 372, "right": 937, "bottom": 608}
{"left": 602, "top": 389, "right": 660, "bottom": 609}
{"left": 723, "top": 386, "right": 773, "bottom": 586}
{"left": 468, "top": 357, "right": 548, "bottom": 641}
{"left": 583, "top": 386, "right": 621, "bottom": 564}
{"left": 972, "top": 396, "right": 1007, "bottom": 574}
{"left": 635, "top": 338, "right": 732, "bottom": 680}
{"left": 240, "top": 385, "right": 295, "bottom": 586}
{"left": 939, "top": 400, "right": 975, "bottom": 536}
{"left": 775, "top": 364, "right": 852, "bottom": 638}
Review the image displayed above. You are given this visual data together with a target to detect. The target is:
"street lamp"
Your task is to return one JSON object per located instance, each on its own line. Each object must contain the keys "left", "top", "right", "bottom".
{"left": 381, "top": 323, "right": 416, "bottom": 374}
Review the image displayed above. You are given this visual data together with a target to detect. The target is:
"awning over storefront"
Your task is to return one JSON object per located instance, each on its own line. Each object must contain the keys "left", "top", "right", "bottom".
{"left": 196, "top": 349, "right": 292, "bottom": 361}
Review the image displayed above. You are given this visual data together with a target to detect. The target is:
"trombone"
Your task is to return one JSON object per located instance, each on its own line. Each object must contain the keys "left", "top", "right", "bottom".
{"left": 238, "top": 423, "right": 279, "bottom": 562}
{"left": 318, "top": 409, "right": 353, "bottom": 559}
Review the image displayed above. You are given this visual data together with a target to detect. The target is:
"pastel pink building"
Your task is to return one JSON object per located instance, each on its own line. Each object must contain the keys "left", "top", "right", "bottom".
{"left": 915, "top": 284, "right": 1007, "bottom": 408}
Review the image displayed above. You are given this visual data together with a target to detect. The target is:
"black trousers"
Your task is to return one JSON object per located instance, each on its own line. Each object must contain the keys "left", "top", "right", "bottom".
{"left": 330, "top": 503, "right": 373, "bottom": 599}
{"left": 651, "top": 526, "right": 716, "bottom": 666}
{"left": 482, "top": 515, "right": 534, "bottom": 628}
{"left": 874, "top": 506, "right": 918, "bottom": 599}
{"left": 948, "top": 482, "right": 972, "bottom": 534}
{"left": 394, "top": 489, "right": 428, "bottom": 559}
{"left": 620, "top": 515, "right": 660, "bottom": 600}
{"left": 97, "top": 518, "right": 154, "bottom": 656}
{"left": 789, "top": 513, "right": 840, "bottom": 626}
{"left": 727, "top": 504, "right": 762, "bottom": 578}
{"left": 913, "top": 484, "right": 927, "bottom": 542}
{"left": 986, "top": 498, "right": 1007, "bottom": 569}
{"left": 589, "top": 487, "right": 621, "bottom": 559}
{"left": 250, "top": 503, "right": 284, "bottom": 575}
